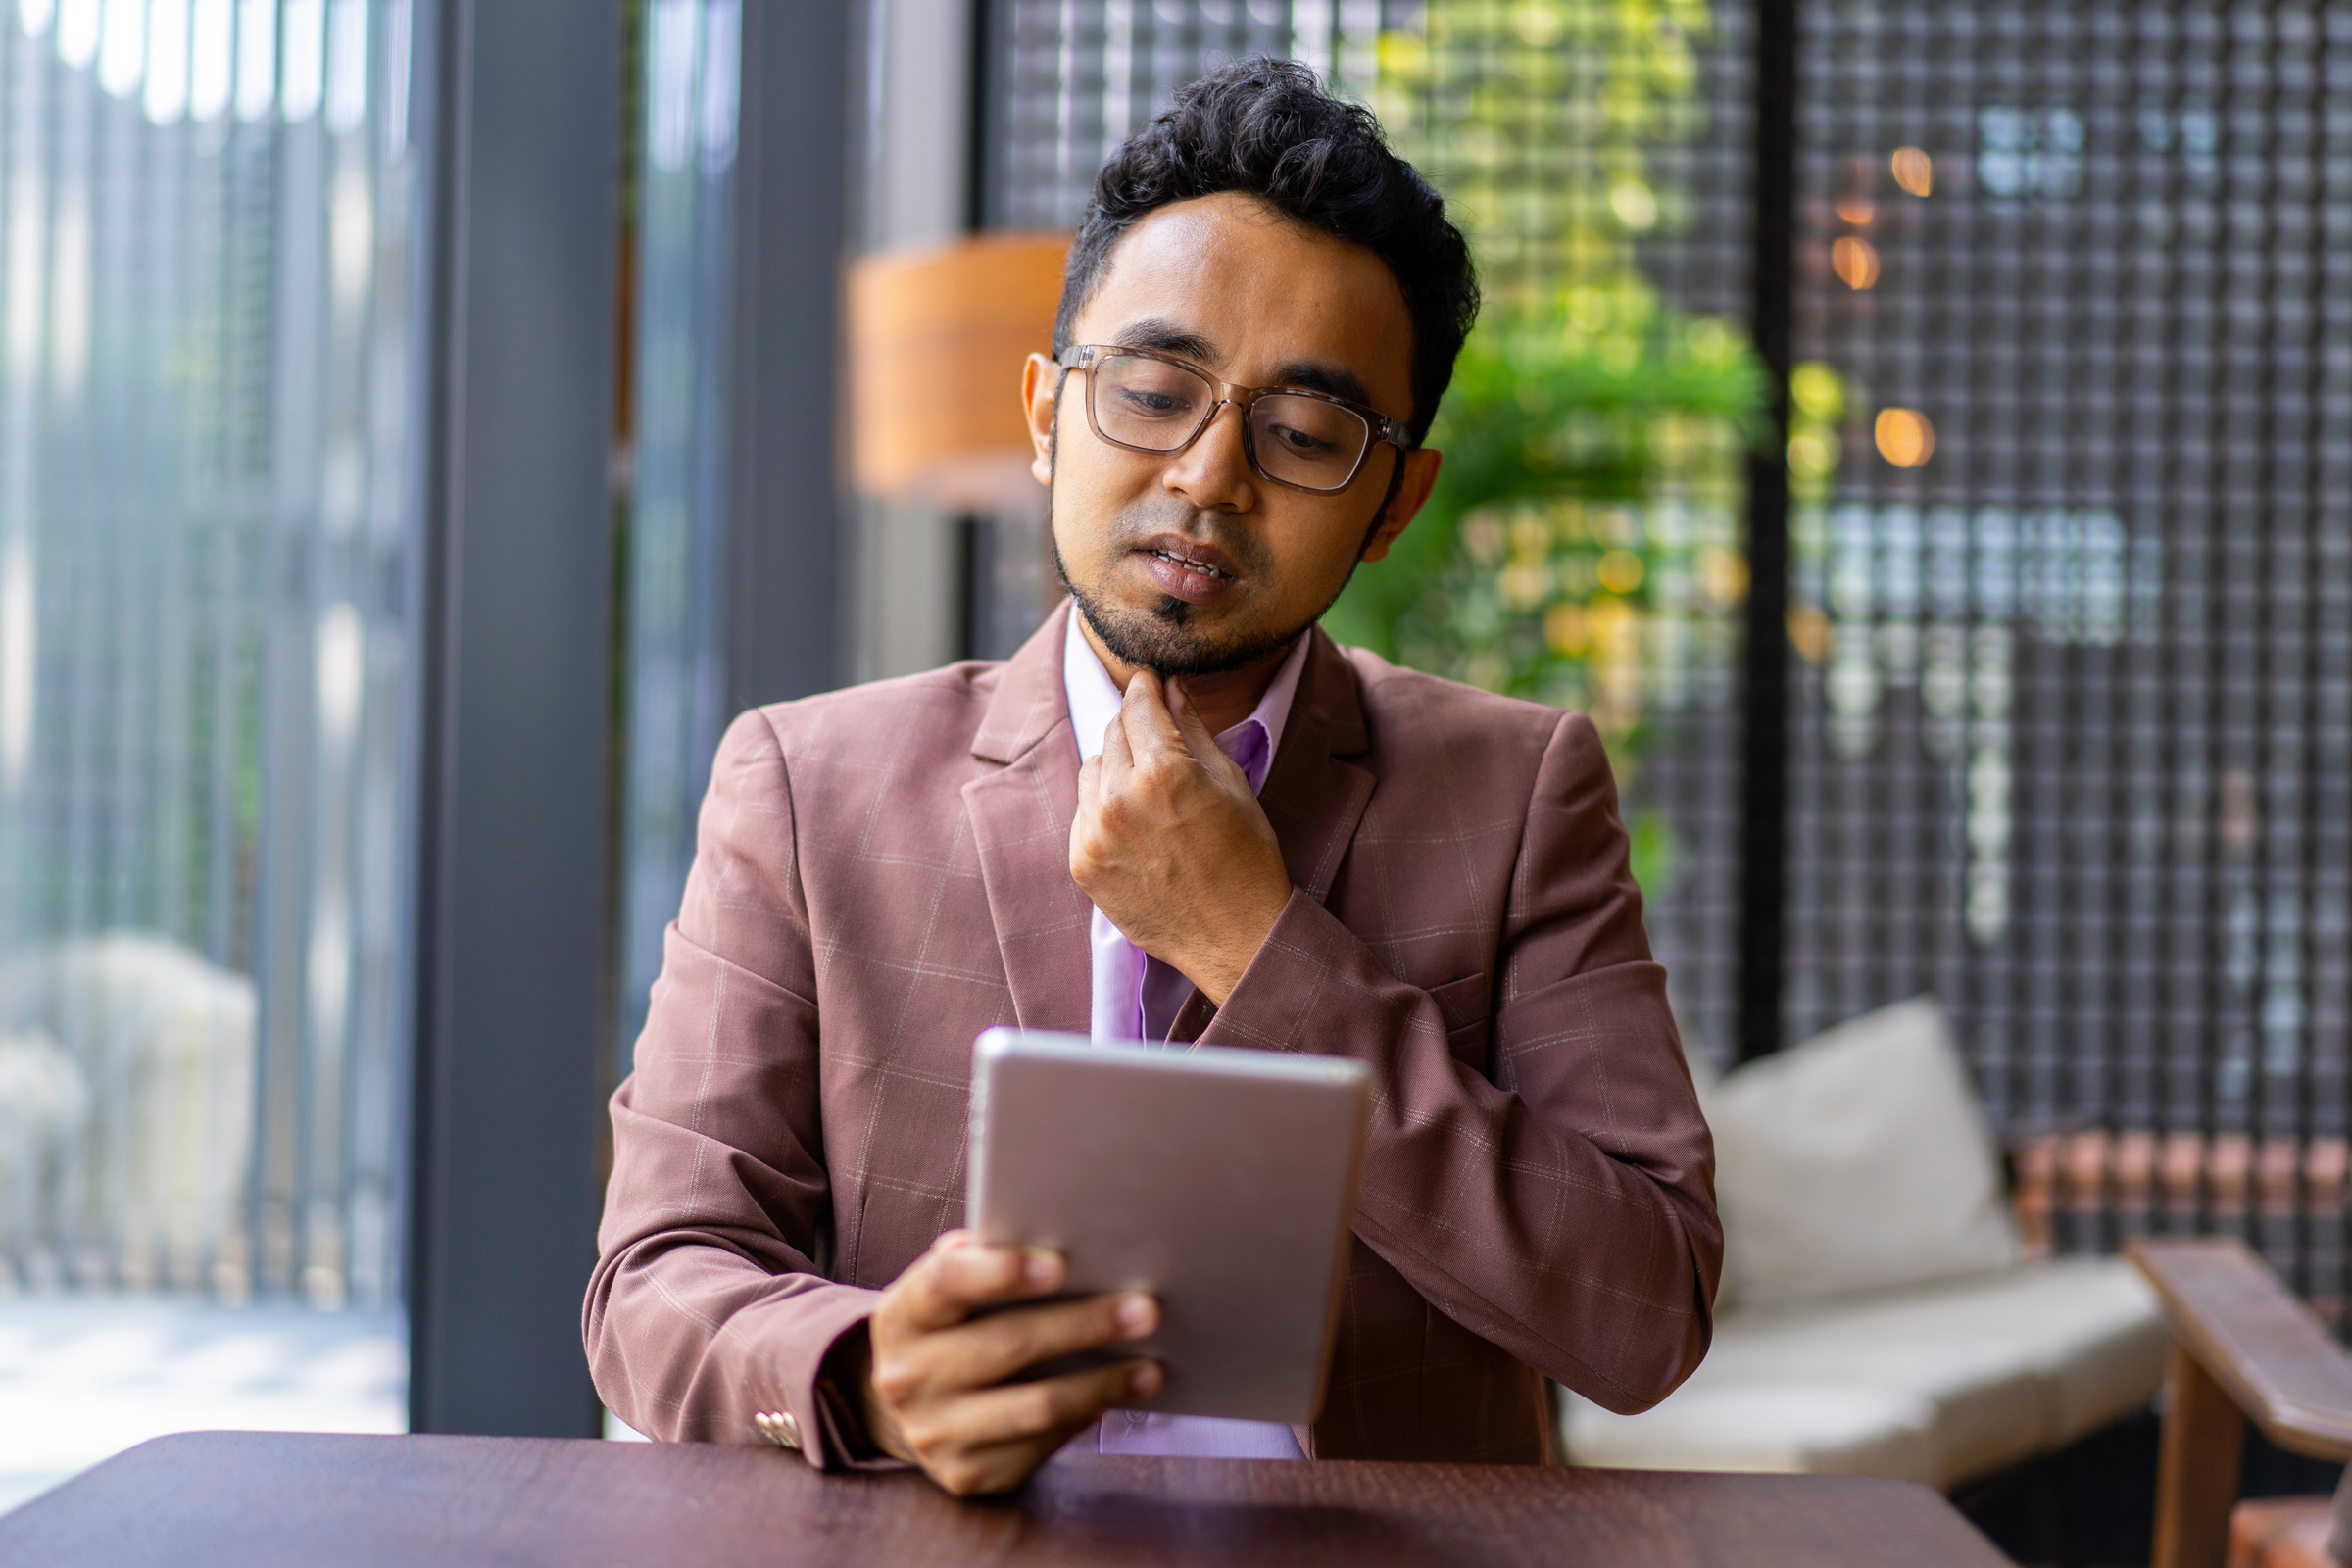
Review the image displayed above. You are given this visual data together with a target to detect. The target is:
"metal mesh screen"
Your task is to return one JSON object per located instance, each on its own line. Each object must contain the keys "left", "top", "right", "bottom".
{"left": 0, "top": 0, "right": 422, "bottom": 1307}
{"left": 980, "top": 0, "right": 1331, "bottom": 232}
{"left": 1782, "top": 0, "right": 2352, "bottom": 1311}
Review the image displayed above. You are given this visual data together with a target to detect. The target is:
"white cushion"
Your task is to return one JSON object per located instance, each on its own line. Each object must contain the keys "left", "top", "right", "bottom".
{"left": 1563, "top": 1256, "right": 2166, "bottom": 1490}
{"left": 1563, "top": 1384, "right": 1941, "bottom": 1483}
{"left": 1705, "top": 996, "right": 2019, "bottom": 1310}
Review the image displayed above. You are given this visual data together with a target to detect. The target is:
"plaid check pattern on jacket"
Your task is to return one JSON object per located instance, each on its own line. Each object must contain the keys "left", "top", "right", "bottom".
{"left": 586, "top": 603, "right": 1721, "bottom": 1466}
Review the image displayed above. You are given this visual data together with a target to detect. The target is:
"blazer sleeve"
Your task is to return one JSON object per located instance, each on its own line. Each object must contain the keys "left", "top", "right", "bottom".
{"left": 1197, "top": 709, "right": 1721, "bottom": 1414}
{"left": 583, "top": 709, "right": 885, "bottom": 1468}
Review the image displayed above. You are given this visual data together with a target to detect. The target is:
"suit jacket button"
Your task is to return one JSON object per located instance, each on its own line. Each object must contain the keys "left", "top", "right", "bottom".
{"left": 754, "top": 1410, "right": 799, "bottom": 1450}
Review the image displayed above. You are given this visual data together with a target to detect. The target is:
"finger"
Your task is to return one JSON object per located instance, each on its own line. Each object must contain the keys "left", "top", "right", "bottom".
{"left": 915, "top": 1291, "right": 1157, "bottom": 1394}
{"left": 1100, "top": 683, "right": 1139, "bottom": 781}
{"left": 1162, "top": 678, "right": 1243, "bottom": 776}
{"left": 925, "top": 1434, "right": 1075, "bottom": 1498}
{"left": 918, "top": 1357, "right": 1164, "bottom": 1456}
{"left": 887, "top": 1245, "right": 1063, "bottom": 1334}
{"left": 1117, "top": 667, "right": 1190, "bottom": 759}
{"left": 1076, "top": 753, "right": 1101, "bottom": 816}
{"left": 1154, "top": 679, "right": 1256, "bottom": 802}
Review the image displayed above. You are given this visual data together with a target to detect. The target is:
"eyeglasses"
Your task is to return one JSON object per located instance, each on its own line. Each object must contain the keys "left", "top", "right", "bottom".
{"left": 1055, "top": 344, "right": 1413, "bottom": 495}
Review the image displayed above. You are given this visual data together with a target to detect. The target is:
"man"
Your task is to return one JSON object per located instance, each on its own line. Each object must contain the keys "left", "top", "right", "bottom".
{"left": 587, "top": 59, "right": 1719, "bottom": 1496}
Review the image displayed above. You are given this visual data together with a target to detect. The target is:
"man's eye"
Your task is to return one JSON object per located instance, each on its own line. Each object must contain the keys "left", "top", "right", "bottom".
{"left": 1117, "top": 389, "right": 1196, "bottom": 416}
{"left": 1269, "top": 423, "right": 1339, "bottom": 454}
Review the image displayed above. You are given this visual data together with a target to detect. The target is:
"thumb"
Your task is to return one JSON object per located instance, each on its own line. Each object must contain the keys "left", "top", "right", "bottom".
{"left": 1165, "top": 679, "right": 1242, "bottom": 781}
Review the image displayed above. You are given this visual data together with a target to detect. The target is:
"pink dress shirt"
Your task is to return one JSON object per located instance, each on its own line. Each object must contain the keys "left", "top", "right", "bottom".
{"left": 1061, "top": 616, "right": 1313, "bottom": 1459}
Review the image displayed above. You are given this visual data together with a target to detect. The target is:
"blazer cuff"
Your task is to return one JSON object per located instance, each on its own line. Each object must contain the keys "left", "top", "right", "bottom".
{"left": 717, "top": 1281, "right": 885, "bottom": 1471}
{"left": 810, "top": 1319, "right": 915, "bottom": 1473}
{"left": 1200, "top": 887, "right": 1396, "bottom": 1054}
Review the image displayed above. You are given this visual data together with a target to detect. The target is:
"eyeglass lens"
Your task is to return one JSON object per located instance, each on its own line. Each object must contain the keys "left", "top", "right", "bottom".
{"left": 1089, "top": 352, "right": 1369, "bottom": 492}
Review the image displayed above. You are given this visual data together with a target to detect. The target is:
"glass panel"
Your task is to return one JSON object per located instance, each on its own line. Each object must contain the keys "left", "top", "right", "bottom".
{"left": 614, "top": 0, "right": 739, "bottom": 1077}
{"left": 0, "top": 0, "right": 420, "bottom": 1504}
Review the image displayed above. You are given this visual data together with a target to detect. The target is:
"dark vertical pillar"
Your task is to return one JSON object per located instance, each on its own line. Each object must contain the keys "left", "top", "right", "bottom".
{"left": 1737, "top": 0, "right": 1797, "bottom": 1065}
{"left": 965, "top": 0, "right": 996, "bottom": 233}
{"left": 408, "top": 0, "right": 624, "bottom": 1435}
{"left": 725, "top": 0, "right": 852, "bottom": 710}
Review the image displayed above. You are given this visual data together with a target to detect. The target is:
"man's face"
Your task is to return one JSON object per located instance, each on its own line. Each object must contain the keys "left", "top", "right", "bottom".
{"left": 1021, "top": 192, "right": 1441, "bottom": 676}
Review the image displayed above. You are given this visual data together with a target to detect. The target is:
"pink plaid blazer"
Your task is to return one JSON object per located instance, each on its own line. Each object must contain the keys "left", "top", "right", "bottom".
{"left": 587, "top": 603, "right": 1720, "bottom": 1466}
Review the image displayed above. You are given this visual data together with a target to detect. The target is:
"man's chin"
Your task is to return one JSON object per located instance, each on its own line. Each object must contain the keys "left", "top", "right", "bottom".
{"left": 1070, "top": 592, "right": 1299, "bottom": 679}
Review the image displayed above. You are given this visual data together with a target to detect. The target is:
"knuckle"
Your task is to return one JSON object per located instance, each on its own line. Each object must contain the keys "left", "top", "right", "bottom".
{"left": 983, "top": 1316, "right": 1046, "bottom": 1372}
{"left": 870, "top": 1360, "right": 919, "bottom": 1405}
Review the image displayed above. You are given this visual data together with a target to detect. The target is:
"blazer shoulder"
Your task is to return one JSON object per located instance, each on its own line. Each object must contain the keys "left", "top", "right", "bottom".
{"left": 745, "top": 659, "right": 1005, "bottom": 760}
{"left": 1336, "top": 642, "right": 1591, "bottom": 766}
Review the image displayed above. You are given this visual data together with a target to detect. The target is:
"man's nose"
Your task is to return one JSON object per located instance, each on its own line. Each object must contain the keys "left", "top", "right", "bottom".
{"left": 1160, "top": 401, "right": 1258, "bottom": 513}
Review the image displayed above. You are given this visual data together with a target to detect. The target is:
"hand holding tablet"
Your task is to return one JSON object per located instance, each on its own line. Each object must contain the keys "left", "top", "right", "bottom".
{"left": 850, "top": 1029, "right": 1370, "bottom": 1494}
{"left": 966, "top": 1028, "right": 1372, "bottom": 1424}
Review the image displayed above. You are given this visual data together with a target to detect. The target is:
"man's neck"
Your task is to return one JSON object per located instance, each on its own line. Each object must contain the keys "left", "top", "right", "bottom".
{"left": 1076, "top": 615, "right": 1297, "bottom": 736}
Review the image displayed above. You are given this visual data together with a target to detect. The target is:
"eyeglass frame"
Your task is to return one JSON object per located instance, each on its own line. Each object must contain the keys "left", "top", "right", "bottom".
{"left": 1054, "top": 343, "right": 1416, "bottom": 496}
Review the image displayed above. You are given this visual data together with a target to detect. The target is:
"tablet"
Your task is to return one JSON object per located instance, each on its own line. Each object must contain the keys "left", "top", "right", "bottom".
{"left": 966, "top": 1027, "right": 1371, "bottom": 1426}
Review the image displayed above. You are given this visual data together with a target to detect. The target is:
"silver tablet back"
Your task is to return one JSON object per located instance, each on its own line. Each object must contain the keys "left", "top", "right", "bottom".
{"left": 966, "top": 1028, "right": 1371, "bottom": 1426}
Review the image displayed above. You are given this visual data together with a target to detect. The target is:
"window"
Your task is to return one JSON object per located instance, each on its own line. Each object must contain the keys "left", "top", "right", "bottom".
{"left": 0, "top": 0, "right": 419, "bottom": 1495}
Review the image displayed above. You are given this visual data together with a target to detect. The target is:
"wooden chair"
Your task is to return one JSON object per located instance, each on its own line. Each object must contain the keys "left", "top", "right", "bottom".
{"left": 2129, "top": 1237, "right": 2352, "bottom": 1568}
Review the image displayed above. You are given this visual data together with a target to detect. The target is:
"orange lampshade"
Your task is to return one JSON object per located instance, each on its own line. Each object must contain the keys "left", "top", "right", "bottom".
{"left": 846, "top": 233, "right": 1071, "bottom": 509}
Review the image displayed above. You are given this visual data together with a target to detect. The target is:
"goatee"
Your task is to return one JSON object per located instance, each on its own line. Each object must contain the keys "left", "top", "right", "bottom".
{"left": 1052, "top": 533, "right": 1318, "bottom": 677}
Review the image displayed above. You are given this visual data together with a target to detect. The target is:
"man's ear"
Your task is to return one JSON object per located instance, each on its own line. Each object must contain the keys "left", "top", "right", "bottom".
{"left": 1021, "top": 353, "right": 1059, "bottom": 487}
{"left": 1358, "top": 447, "right": 1443, "bottom": 564}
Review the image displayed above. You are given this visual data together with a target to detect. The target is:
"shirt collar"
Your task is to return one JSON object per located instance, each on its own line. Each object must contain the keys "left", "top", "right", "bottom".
{"left": 1061, "top": 608, "right": 1312, "bottom": 797}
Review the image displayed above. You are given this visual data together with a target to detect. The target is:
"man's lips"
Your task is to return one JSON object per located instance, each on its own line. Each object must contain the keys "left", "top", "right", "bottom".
{"left": 1132, "top": 535, "right": 1242, "bottom": 603}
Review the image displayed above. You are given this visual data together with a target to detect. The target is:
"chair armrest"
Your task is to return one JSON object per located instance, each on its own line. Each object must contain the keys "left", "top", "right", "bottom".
{"left": 2128, "top": 1235, "right": 2352, "bottom": 1462}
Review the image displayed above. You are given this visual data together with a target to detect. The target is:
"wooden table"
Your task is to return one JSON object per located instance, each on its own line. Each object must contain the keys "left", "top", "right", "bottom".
{"left": 0, "top": 1431, "right": 2013, "bottom": 1567}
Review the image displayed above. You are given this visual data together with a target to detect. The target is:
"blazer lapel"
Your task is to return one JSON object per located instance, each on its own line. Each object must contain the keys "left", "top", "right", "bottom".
{"left": 1170, "top": 627, "right": 1376, "bottom": 1044}
{"left": 1258, "top": 627, "right": 1377, "bottom": 904}
{"left": 962, "top": 604, "right": 1095, "bottom": 1036}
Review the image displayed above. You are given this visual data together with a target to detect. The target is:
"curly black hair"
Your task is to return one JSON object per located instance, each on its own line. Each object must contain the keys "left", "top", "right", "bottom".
{"left": 1053, "top": 57, "right": 1479, "bottom": 447}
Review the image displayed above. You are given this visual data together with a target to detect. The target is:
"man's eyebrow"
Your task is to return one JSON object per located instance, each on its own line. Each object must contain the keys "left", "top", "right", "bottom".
{"left": 1109, "top": 318, "right": 1219, "bottom": 362}
{"left": 1270, "top": 360, "right": 1377, "bottom": 409}
{"left": 1105, "top": 319, "right": 1383, "bottom": 409}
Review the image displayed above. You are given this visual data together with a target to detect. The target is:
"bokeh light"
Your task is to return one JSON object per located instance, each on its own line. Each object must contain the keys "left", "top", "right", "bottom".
{"left": 1831, "top": 235, "right": 1880, "bottom": 290}
{"left": 1609, "top": 179, "right": 1659, "bottom": 230}
{"left": 1597, "top": 549, "right": 1647, "bottom": 594}
{"left": 1890, "top": 145, "right": 1934, "bottom": 197}
{"left": 1788, "top": 362, "right": 1845, "bottom": 421}
{"left": 1874, "top": 407, "right": 1936, "bottom": 466}
{"left": 1788, "top": 428, "right": 1839, "bottom": 479}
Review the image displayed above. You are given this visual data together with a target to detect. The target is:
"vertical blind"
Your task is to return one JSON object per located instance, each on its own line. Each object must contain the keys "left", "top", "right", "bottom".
{"left": 0, "top": 0, "right": 421, "bottom": 1308}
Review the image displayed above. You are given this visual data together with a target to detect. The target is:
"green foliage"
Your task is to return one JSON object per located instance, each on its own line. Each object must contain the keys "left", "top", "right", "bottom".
{"left": 1332, "top": 0, "right": 1768, "bottom": 769}
{"left": 1325, "top": 286, "right": 1765, "bottom": 744}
